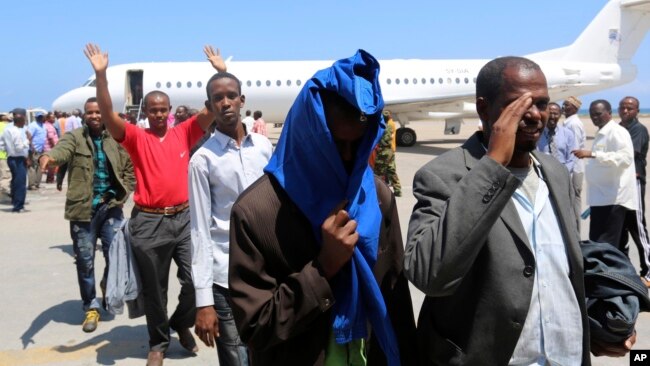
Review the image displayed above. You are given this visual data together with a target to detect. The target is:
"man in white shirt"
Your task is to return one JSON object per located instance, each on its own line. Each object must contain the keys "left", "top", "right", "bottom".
{"left": 563, "top": 96, "right": 586, "bottom": 226}
{"left": 189, "top": 71, "right": 272, "bottom": 365}
{"left": 573, "top": 99, "right": 638, "bottom": 253}
{"left": 241, "top": 109, "right": 254, "bottom": 134}
{"left": 0, "top": 108, "right": 31, "bottom": 212}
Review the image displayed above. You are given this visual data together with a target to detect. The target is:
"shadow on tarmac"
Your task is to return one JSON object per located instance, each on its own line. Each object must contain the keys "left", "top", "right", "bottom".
{"left": 20, "top": 299, "right": 115, "bottom": 349}
{"left": 53, "top": 325, "right": 148, "bottom": 365}
{"left": 49, "top": 243, "right": 74, "bottom": 257}
{"left": 53, "top": 325, "right": 198, "bottom": 365}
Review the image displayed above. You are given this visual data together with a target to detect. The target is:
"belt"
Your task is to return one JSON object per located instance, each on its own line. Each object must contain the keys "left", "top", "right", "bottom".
{"left": 134, "top": 201, "right": 189, "bottom": 215}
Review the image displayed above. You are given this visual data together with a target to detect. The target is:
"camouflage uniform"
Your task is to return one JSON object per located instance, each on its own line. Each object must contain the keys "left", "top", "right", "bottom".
{"left": 373, "top": 119, "right": 401, "bottom": 196}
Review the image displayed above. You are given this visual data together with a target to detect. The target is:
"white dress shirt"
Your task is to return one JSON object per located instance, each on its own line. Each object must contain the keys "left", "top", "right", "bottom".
{"left": 585, "top": 120, "right": 638, "bottom": 210}
{"left": 0, "top": 124, "right": 30, "bottom": 157}
{"left": 508, "top": 159, "right": 583, "bottom": 366}
{"left": 189, "top": 129, "right": 272, "bottom": 307}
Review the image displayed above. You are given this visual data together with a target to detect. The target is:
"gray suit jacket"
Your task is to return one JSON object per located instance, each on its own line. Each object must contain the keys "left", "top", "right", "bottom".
{"left": 405, "top": 133, "right": 590, "bottom": 365}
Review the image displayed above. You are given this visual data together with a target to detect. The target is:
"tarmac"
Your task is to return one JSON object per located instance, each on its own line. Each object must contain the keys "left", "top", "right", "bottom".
{"left": 1, "top": 118, "right": 649, "bottom": 365}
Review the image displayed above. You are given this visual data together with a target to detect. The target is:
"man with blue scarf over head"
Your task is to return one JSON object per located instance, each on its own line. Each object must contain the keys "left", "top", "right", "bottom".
{"left": 228, "top": 50, "right": 417, "bottom": 366}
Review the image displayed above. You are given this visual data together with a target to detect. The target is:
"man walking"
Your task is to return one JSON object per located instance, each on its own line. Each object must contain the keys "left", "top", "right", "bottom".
{"left": 84, "top": 43, "right": 224, "bottom": 366}
{"left": 1, "top": 108, "right": 31, "bottom": 212}
{"left": 406, "top": 57, "right": 634, "bottom": 364}
{"left": 537, "top": 102, "right": 577, "bottom": 173}
{"left": 618, "top": 96, "right": 650, "bottom": 285}
{"left": 228, "top": 50, "right": 417, "bottom": 365}
{"left": 574, "top": 99, "right": 638, "bottom": 253}
{"left": 27, "top": 113, "right": 48, "bottom": 190}
{"left": 563, "top": 96, "right": 587, "bottom": 224}
{"left": 189, "top": 71, "right": 272, "bottom": 365}
{"left": 39, "top": 97, "right": 134, "bottom": 333}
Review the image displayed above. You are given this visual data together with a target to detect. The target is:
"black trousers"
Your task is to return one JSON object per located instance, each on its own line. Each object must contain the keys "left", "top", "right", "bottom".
{"left": 129, "top": 207, "right": 196, "bottom": 352}
{"left": 622, "top": 180, "right": 650, "bottom": 278}
{"left": 590, "top": 204, "right": 631, "bottom": 254}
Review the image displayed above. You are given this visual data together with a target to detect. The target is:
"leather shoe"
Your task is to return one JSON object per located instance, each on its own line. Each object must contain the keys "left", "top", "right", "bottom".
{"left": 146, "top": 351, "right": 163, "bottom": 366}
{"left": 176, "top": 327, "right": 198, "bottom": 353}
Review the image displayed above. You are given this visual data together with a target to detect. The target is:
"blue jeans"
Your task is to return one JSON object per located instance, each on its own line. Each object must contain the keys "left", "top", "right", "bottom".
{"left": 7, "top": 157, "right": 27, "bottom": 211}
{"left": 213, "top": 285, "right": 249, "bottom": 366}
{"left": 70, "top": 204, "right": 123, "bottom": 311}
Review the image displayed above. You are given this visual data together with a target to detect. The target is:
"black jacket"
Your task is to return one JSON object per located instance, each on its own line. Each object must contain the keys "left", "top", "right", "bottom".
{"left": 582, "top": 240, "right": 650, "bottom": 343}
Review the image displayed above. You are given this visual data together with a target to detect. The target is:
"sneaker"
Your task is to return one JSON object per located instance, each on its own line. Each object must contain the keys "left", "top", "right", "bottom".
{"left": 82, "top": 309, "right": 100, "bottom": 333}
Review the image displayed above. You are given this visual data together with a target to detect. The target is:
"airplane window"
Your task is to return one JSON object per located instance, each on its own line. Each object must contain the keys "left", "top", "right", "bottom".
{"left": 166, "top": 82, "right": 172, "bottom": 88}
{"left": 404, "top": 78, "right": 409, "bottom": 84}
{"left": 256, "top": 80, "right": 261, "bottom": 87}
{"left": 187, "top": 81, "right": 192, "bottom": 88}
{"left": 287, "top": 80, "right": 292, "bottom": 86}
{"left": 421, "top": 78, "right": 426, "bottom": 84}
{"left": 455, "top": 78, "right": 460, "bottom": 84}
{"left": 276, "top": 80, "right": 281, "bottom": 86}
{"left": 156, "top": 82, "right": 161, "bottom": 88}
{"left": 430, "top": 78, "right": 435, "bottom": 84}
{"left": 246, "top": 80, "right": 252, "bottom": 87}
{"left": 297, "top": 80, "right": 302, "bottom": 86}
{"left": 413, "top": 78, "right": 418, "bottom": 84}
{"left": 386, "top": 79, "right": 391, "bottom": 85}
{"left": 395, "top": 79, "right": 400, "bottom": 85}
{"left": 473, "top": 77, "right": 477, "bottom": 83}
{"left": 464, "top": 78, "right": 469, "bottom": 84}
{"left": 438, "top": 78, "right": 443, "bottom": 84}
{"left": 197, "top": 81, "right": 203, "bottom": 88}
{"left": 447, "top": 78, "right": 452, "bottom": 84}
{"left": 177, "top": 82, "right": 182, "bottom": 88}
{"left": 266, "top": 80, "right": 271, "bottom": 87}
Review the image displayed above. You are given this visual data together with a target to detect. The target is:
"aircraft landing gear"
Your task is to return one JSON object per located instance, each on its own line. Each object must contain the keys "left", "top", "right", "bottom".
{"left": 396, "top": 127, "right": 417, "bottom": 147}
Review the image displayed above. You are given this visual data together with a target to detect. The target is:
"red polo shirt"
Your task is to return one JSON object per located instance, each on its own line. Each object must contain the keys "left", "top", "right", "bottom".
{"left": 120, "top": 116, "right": 204, "bottom": 208}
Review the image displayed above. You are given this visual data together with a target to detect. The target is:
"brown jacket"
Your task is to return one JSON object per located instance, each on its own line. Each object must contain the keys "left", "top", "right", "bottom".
{"left": 229, "top": 174, "right": 417, "bottom": 365}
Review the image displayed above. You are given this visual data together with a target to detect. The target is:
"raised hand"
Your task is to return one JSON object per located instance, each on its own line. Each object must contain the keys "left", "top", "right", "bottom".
{"left": 317, "top": 200, "right": 358, "bottom": 279}
{"left": 204, "top": 45, "right": 227, "bottom": 73}
{"left": 485, "top": 92, "right": 533, "bottom": 166}
{"left": 83, "top": 43, "right": 109, "bottom": 73}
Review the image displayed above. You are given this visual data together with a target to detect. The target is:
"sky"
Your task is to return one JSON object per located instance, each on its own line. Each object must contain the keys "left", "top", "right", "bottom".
{"left": 1, "top": 0, "right": 649, "bottom": 113}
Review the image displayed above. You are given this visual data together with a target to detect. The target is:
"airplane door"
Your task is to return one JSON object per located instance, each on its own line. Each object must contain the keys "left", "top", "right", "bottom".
{"left": 126, "top": 70, "right": 143, "bottom": 110}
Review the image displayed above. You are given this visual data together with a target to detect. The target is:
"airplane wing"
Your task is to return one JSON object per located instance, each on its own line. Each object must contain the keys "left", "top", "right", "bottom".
{"left": 384, "top": 92, "right": 475, "bottom": 115}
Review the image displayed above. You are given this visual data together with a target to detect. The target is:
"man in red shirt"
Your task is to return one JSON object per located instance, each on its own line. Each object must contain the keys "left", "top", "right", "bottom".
{"left": 84, "top": 43, "right": 225, "bottom": 366}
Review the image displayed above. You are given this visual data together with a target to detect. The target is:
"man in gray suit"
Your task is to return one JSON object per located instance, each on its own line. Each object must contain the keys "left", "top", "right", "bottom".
{"left": 404, "top": 56, "right": 635, "bottom": 365}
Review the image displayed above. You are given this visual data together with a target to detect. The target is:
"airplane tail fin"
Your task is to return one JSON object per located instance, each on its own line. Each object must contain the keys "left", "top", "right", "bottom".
{"left": 529, "top": 0, "right": 650, "bottom": 63}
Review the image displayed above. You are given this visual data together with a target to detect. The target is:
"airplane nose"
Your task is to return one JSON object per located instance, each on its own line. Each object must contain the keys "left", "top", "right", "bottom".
{"left": 52, "top": 87, "right": 96, "bottom": 112}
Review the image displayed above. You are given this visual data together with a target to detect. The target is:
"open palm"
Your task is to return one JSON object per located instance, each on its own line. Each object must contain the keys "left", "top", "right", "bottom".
{"left": 84, "top": 43, "right": 109, "bottom": 73}
{"left": 204, "top": 45, "right": 226, "bottom": 73}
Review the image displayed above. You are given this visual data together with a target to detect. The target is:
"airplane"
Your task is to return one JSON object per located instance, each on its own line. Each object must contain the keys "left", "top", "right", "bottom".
{"left": 52, "top": 0, "right": 650, "bottom": 147}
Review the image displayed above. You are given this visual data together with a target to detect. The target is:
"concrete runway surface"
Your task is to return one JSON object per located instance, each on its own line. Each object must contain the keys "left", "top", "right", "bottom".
{"left": 1, "top": 117, "right": 649, "bottom": 365}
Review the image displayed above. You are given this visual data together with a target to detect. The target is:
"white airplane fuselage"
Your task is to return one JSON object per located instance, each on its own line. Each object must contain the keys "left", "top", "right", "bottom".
{"left": 52, "top": 0, "right": 650, "bottom": 146}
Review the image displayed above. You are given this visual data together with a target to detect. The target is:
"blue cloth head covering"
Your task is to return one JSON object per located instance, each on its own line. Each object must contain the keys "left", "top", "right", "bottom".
{"left": 264, "top": 50, "right": 399, "bottom": 364}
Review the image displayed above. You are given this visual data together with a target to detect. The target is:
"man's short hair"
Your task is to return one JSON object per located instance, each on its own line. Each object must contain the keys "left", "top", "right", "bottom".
{"left": 590, "top": 99, "right": 612, "bottom": 113}
{"left": 143, "top": 90, "right": 170, "bottom": 108}
{"left": 621, "top": 96, "right": 640, "bottom": 108}
{"left": 85, "top": 97, "right": 98, "bottom": 104}
{"left": 205, "top": 72, "right": 242, "bottom": 101}
{"left": 476, "top": 56, "right": 542, "bottom": 103}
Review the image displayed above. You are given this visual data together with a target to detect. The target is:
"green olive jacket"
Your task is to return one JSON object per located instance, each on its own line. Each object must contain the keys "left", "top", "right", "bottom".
{"left": 45, "top": 126, "right": 134, "bottom": 221}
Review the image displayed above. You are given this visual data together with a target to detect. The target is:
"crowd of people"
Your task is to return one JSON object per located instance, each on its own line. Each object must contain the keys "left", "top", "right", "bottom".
{"left": 2, "top": 44, "right": 650, "bottom": 366}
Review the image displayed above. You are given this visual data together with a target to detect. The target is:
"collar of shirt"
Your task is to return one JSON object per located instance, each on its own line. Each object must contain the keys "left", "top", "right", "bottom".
{"left": 213, "top": 128, "right": 253, "bottom": 151}
{"left": 597, "top": 119, "right": 615, "bottom": 136}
